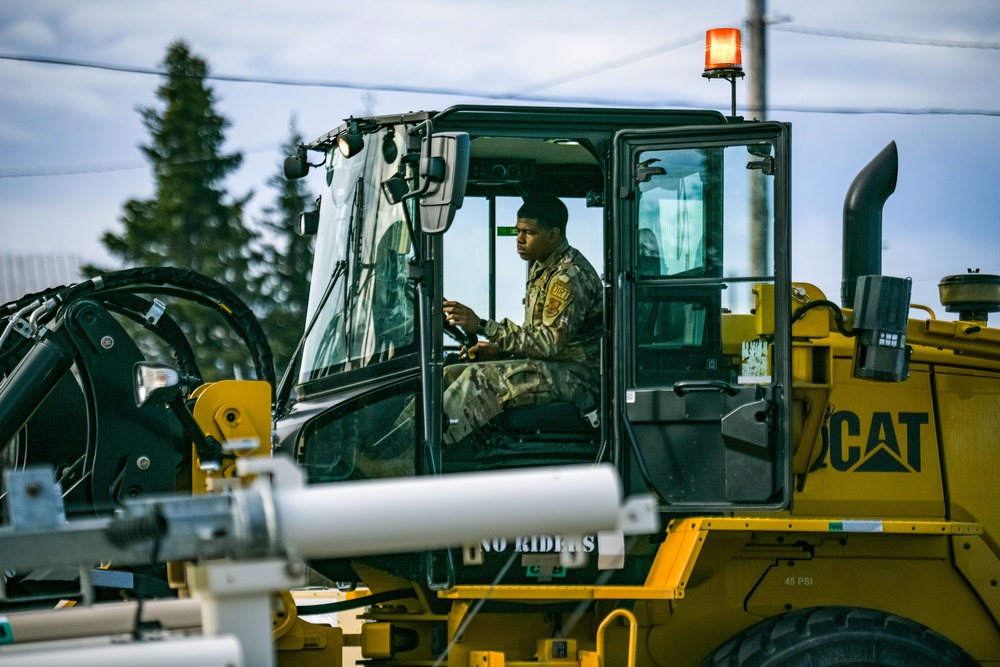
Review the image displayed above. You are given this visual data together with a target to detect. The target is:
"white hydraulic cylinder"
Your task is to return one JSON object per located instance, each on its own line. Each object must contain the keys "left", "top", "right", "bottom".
{"left": 0, "top": 598, "right": 201, "bottom": 644}
{"left": 271, "top": 464, "right": 630, "bottom": 559}
{"left": 0, "top": 634, "right": 242, "bottom": 667}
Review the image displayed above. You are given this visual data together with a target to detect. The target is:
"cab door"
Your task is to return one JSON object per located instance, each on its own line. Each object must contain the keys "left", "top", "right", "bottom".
{"left": 611, "top": 122, "right": 791, "bottom": 510}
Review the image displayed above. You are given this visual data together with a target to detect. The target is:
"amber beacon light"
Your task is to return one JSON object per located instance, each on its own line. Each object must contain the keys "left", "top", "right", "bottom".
{"left": 703, "top": 28, "right": 745, "bottom": 117}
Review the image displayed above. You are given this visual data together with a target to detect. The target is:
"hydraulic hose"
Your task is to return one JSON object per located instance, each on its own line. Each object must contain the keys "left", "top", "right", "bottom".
{"left": 3, "top": 267, "right": 275, "bottom": 396}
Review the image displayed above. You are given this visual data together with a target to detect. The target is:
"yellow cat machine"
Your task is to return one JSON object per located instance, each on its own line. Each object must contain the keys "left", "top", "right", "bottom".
{"left": 269, "top": 29, "right": 999, "bottom": 666}
{"left": 1, "top": 28, "right": 998, "bottom": 666}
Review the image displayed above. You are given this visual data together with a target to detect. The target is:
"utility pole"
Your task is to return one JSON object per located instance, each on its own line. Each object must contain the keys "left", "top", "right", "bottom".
{"left": 747, "top": 0, "right": 770, "bottom": 278}
{"left": 747, "top": 0, "right": 767, "bottom": 122}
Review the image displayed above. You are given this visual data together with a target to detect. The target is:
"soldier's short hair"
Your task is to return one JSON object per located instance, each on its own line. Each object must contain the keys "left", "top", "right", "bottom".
{"left": 518, "top": 196, "right": 568, "bottom": 235}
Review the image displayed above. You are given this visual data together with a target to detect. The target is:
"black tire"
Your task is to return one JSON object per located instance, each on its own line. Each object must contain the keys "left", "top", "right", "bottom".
{"left": 701, "top": 606, "right": 979, "bottom": 667}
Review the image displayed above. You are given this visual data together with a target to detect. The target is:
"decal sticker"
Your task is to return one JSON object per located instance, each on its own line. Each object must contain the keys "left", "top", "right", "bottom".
{"left": 829, "top": 520, "right": 884, "bottom": 532}
{"left": 739, "top": 340, "right": 771, "bottom": 383}
{"left": 597, "top": 530, "right": 625, "bottom": 570}
{"left": 784, "top": 577, "right": 814, "bottom": 586}
{"left": 542, "top": 281, "right": 571, "bottom": 325}
{"left": 827, "top": 411, "right": 928, "bottom": 472}
{"left": 480, "top": 535, "right": 596, "bottom": 554}
{"left": 527, "top": 565, "right": 567, "bottom": 580}
{"left": 480, "top": 532, "right": 628, "bottom": 578}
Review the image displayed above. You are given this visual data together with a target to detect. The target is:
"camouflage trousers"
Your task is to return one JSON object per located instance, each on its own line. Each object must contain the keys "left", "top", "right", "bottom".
{"left": 439, "top": 359, "right": 595, "bottom": 444}
{"left": 388, "top": 360, "right": 595, "bottom": 449}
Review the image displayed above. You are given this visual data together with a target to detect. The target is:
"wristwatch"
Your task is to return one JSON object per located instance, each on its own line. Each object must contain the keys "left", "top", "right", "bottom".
{"left": 478, "top": 318, "right": 499, "bottom": 338}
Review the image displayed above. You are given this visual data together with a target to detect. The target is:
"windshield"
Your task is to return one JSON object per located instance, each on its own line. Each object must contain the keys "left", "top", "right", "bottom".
{"left": 299, "top": 126, "right": 415, "bottom": 382}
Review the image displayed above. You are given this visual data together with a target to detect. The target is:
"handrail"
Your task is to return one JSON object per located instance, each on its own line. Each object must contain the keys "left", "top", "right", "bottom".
{"left": 596, "top": 608, "right": 637, "bottom": 667}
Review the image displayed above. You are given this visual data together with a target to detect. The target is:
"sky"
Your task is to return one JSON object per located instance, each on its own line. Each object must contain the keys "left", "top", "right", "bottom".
{"left": 2, "top": 1, "right": 999, "bottom": 318}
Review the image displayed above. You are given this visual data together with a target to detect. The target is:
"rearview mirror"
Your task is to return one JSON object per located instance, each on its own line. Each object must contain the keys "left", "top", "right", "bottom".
{"left": 298, "top": 196, "right": 321, "bottom": 236}
{"left": 419, "top": 132, "right": 470, "bottom": 234}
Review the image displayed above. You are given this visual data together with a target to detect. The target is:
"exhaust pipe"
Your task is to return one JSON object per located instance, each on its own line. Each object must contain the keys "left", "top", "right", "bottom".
{"left": 841, "top": 141, "right": 898, "bottom": 307}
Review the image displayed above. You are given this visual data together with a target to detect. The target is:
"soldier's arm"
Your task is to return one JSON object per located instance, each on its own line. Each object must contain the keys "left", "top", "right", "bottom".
{"left": 489, "top": 270, "right": 590, "bottom": 359}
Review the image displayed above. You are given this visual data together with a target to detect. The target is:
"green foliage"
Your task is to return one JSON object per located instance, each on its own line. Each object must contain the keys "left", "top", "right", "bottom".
{"left": 255, "top": 120, "right": 316, "bottom": 372}
{"left": 94, "top": 41, "right": 260, "bottom": 381}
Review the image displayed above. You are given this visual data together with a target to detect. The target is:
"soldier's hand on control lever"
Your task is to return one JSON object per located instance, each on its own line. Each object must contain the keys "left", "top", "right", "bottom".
{"left": 443, "top": 300, "right": 479, "bottom": 336}
{"left": 466, "top": 341, "right": 501, "bottom": 361}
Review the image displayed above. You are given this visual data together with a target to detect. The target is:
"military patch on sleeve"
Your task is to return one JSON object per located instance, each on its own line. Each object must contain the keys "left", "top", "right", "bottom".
{"left": 542, "top": 280, "right": 572, "bottom": 325}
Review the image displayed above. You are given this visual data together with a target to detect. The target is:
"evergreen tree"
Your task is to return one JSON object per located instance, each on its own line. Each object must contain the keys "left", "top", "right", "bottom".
{"left": 256, "top": 119, "right": 315, "bottom": 372}
{"left": 96, "top": 41, "right": 258, "bottom": 380}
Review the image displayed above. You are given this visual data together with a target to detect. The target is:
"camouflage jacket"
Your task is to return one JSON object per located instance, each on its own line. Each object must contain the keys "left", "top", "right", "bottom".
{"left": 481, "top": 240, "right": 602, "bottom": 377}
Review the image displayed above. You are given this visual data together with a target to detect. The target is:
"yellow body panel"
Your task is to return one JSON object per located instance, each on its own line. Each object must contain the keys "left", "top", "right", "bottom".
{"left": 414, "top": 288, "right": 1000, "bottom": 666}
{"left": 190, "top": 379, "right": 271, "bottom": 491}
{"left": 792, "top": 355, "right": 946, "bottom": 517}
{"left": 192, "top": 289, "right": 1000, "bottom": 665}
{"left": 934, "top": 368, "right": 1000, "bottom": 541}
{"left": 273, "top": 591, "right": 346, "bottom": 667}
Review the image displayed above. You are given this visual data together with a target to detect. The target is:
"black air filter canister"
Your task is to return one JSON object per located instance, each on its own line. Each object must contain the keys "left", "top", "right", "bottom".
{"left": 852, "top": 275, "right": 912, "bottom": 382}
{"left": 939, "top": 272, "right": 1000, "bottom": 324}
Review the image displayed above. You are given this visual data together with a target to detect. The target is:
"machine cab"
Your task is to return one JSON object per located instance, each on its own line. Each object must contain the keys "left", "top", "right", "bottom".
{"left": 277, "top": 107, "right": 791, "bottom": 520}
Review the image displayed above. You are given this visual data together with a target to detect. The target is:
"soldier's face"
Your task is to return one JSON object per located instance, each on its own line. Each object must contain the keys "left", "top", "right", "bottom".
{"left": 515, "top": 218, "right": 561, "bottom": 263}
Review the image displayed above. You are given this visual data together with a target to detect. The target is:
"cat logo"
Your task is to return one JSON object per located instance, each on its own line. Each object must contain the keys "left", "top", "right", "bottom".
{"left": 827, "top": 411, "right": 929, "bottom": 473}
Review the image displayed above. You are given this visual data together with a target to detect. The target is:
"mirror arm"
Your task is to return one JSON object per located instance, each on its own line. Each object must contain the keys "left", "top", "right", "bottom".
{"left": 166, "top": 395, "right": 223, "bottom": 469}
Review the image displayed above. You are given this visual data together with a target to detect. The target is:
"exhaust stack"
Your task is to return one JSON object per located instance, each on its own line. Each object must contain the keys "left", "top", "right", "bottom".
{"left": 841, "top": 141, "right": 898, "bottom": 307}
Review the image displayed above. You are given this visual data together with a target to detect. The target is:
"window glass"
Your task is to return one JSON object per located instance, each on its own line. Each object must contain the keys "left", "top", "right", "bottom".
{"left": 299, "top": 387, "right": 417, "bottom": 482}
{"left": 632, "top": 142, "right": 775, "bottom": 387}
{"left": 636, "top": 149, "right": 710, "bottom": 278}
{"left": 300, "top": 127, "right": 415, "bottom": 381}
{"left": 445, "top": 196, "right": 603, "bottom": 324}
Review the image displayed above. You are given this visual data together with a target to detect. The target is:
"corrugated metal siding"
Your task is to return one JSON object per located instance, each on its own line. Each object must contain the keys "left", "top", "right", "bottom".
{"left": 0, "top": 255, "right": 83, "bottom": 304}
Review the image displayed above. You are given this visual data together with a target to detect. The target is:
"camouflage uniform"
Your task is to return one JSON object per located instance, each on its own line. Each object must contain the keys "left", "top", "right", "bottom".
{"left": 442, "top": 239, "right": 602, "bottom": 444}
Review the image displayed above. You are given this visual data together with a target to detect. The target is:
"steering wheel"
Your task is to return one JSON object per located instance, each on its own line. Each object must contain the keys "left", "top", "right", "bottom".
{"left": 444, "top": 321, "right": 478, "bottom": 348}
{"left": 443, "top": 321, "right": 480, "bottom": 363}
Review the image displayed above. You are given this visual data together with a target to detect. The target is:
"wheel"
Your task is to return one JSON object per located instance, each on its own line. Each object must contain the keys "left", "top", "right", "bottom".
{"left": 701, "top": 606, "right": 978, "bottom": 667}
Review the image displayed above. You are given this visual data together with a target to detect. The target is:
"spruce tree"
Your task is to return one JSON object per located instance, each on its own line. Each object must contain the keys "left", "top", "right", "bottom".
{"left": 97, "top": 41, "right": 258, "bottom": 380}
{"left": 256, "top": 119, "right": 316, "bottom": 372}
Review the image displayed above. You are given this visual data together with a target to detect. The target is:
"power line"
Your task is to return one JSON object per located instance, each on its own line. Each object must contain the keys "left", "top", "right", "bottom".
{"left": 771, "top": 24, "right": 1000, "bottom": 50}
{"left": 3, "top": 93, "right": 999, "bottom": 180}
{"left": 1, "top": 50, "right": 996, "bottom": 124}
{"left": 509, "top": 32, "right": 706, "bottom": 96}
{"left": 0, "top": 144, "right": 279, "bottom": 178}
{"left": 766, "top": 104, "right": 1000, "bottom": 117}
{"left": 0, "top": 52, "right": 516, "bottom": 98}
{"left": 3, "top": 19, "right": 998, "bottom": 100}
{"left": 0, "top": 29, "right": 713, "bottom": 98}
{"left": 5, "top": 94, "right": 998, "bottom": 179}
{"left": 0, "top": 159, "right": 147, "bottom": 178}
{"left": 3, "top": 23, "right": 999, "bottom": 180}
{"left": 0, "top": 35, "right": 701, "bottom": 100}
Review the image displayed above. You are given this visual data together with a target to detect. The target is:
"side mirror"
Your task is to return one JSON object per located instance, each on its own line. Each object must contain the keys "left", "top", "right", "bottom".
{"left": 418, "top": 132, "right": 470, "bottom": 234}
{"left": 298, "top": 210, "right": 319, "bottom": 236}
{"left": 298, "top": 197, "right": 321, "bottom": 236}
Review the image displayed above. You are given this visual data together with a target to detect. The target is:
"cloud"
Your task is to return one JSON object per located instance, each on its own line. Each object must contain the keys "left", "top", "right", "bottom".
{"left": 0, "top": 18, "right": 58, "bottom": 49}
{"left": 1, "top": 0, "right": 999, "bottom": 323}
